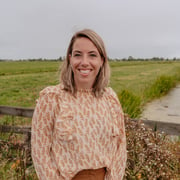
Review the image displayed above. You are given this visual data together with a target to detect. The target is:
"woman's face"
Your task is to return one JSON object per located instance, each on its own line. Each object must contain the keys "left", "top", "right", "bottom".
{"left": 69, "top": 37, "right": 103, "bottom": 89}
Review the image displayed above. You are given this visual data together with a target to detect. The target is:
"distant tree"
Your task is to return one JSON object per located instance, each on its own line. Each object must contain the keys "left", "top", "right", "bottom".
{"left": 128, "top": 56, "right": 134, "bottom": 61}
{"left": 58, "top": 56, "right": 63, "bottom": 61}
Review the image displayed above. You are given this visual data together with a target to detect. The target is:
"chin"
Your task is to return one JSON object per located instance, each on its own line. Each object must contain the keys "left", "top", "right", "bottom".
{"left": 77, "top": 80, "right": 94, "bottom": 89}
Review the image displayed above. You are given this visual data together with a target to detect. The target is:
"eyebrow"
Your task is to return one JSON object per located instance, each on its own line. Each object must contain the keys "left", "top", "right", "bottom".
{"left": 88, "top": 51, "right": 98, "bottom": 54}
{"left": 72, "top": 50, "right": 99, "bottom": 54}
{"left": 72, "top": 50, "right": 81, "bottom": 53}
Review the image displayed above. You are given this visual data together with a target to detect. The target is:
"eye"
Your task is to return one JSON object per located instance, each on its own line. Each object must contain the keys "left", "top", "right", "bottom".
{"left": 73, "top": 53, "right": 81, "bottom": 57}
{"left": 90, "top": 54, "right": 97, "bottom": 57}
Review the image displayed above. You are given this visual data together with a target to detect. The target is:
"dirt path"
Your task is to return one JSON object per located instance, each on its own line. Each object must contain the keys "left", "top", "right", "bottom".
{"left": 141, "top": 85, "right": 180, "bottom": 124}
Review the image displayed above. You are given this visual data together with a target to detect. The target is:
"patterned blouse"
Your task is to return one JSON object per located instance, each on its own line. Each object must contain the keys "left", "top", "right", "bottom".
{"left": 31, "top": 84, "right": 127, "bottom": 180}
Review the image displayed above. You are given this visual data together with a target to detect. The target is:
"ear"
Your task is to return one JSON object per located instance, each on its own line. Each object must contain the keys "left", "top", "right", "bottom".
{"left": 69, "top": 54, "right": 72, "bottom": 62}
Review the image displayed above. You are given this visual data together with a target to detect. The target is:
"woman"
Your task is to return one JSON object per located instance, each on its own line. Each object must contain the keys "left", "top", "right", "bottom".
{"left": 31, "top": 29, "right": 127, "bottom": 180}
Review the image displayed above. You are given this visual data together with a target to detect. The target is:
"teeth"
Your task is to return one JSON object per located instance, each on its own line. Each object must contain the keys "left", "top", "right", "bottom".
{"left": 80, "top": 70, "right": 90, "bottom": 74}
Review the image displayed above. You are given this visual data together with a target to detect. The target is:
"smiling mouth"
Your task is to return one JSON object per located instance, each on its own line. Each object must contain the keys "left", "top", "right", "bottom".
{"left": 78, "top": 69, "right": 92, "bottom": 75}
{"left": 79, "top": 69, "right": 91, "bottom": 74}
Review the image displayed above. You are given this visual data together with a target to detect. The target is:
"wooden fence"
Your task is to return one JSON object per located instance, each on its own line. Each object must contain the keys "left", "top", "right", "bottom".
{"left": 0, "top": 105, "right": 180, "bottom": 145}
{"left": 0, "top": 106, "right": 33, "bottom": 167}
{"left": 0, "top": 105, "right": 32, "bottom": 147}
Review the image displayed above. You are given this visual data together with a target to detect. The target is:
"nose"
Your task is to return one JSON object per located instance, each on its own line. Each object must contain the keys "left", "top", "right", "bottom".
{"left": 81, "top": 55, "right": 89, "bottom": 66}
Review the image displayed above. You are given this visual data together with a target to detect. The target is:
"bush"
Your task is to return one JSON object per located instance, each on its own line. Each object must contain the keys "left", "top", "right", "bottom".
{"left": 124, "top": 115, "right": 180, "bottom": 180}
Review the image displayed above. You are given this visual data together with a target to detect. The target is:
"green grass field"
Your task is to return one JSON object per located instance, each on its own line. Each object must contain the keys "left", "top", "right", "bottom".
{"left": 1, "top": 60, "right": 180, "bottom": 115}
{"left": 0, "top": 60, "right": 180, "bottom": 179}
{"left": 0, "top": 61, "right": 61, "bottom": 107}
{"left": 1, "top": 60, "right": 180, "bottom": 106}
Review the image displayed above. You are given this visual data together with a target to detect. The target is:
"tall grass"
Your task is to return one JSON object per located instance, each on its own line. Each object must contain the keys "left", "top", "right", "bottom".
{"left": 118, "top": 90, "right": 141, "bottom": 118}
{"left": 143, "top": 75, "right": 176, "bottom": 101}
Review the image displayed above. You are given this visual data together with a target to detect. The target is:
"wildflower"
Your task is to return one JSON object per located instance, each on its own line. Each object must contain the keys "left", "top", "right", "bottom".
{"left": 11, "top": 159, "right": 20, "bottom": 169}
{"left": 137, "top": 173, "right": 141, "bottom": 179}
{"left": 11, "top": 163, "right": 16, "bottom": 169}
{"left": 16, "top": 159, "right": 20, "bottom": 165}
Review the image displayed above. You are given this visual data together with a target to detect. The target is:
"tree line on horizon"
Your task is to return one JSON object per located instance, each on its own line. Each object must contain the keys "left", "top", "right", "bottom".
{"left": 0, "top": 56, "right": 180, "bottom": 61}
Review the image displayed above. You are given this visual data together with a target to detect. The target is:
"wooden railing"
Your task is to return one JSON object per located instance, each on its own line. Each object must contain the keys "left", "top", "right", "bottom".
{"left": 0, "top": 105, "right": 179, "bottom": 138}
{"left": 0, "top": 105, "right": 34, "bottom": 117}
{"left": 0, "top": 105, "right": 32, "bottom": 147}
{"left": 0, "top": 106, "right": 33, "bottom": 165}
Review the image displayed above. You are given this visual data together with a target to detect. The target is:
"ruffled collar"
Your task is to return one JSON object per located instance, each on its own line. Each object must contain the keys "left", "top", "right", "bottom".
{"left": 59, "top": 83, "right": 93, "bottom": 94}
{"left": 77, "top": 88, "right": 93, "bottom": 93}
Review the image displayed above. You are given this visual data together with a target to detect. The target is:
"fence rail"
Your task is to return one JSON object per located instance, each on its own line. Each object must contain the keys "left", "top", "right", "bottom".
{"left": 0, "top": 105, "right": 180, "bottom": 136}
{"left": 0, "top": 105, "right": 34, "bottom": 117}
{"left": 0, "top": 125, "right": 31, "bottom": 134}
{"left": 135, "top": 119, "right": 180, "bottom": 136}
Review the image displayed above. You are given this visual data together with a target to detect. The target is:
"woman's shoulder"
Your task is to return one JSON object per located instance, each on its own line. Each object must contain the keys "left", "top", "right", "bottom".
{"left": 103, "top": 86, "right": 122, "bottom": 107}
{"left": 104, "top": 87, "right": 124, "bottom": 116}
{"left": 104, "top": 87, "right": 118, "bottom": 100}
{"left": 39, "top": 84, "right": 64, "bottom": 97}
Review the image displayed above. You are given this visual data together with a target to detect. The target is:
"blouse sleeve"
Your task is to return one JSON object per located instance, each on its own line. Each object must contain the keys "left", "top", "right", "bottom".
{"left": 31, "top": 89, "right": 63, "bottom": 180}
{"left": 106, "top": 88, "right": 127, "bottom": 180}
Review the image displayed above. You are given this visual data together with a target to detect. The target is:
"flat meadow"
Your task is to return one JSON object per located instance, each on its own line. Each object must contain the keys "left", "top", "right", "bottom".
{"left": 1, "top": 60, "right": 180, "bottom": 107}
{"left": 1, "top": 60, "right": 180, "bottom": 118}
{"left": 0, "top": 60, "right": 180, "bottom": 179}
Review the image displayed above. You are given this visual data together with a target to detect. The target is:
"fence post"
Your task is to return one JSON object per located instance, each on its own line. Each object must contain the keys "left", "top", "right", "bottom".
{"left": 24, "top": 131, "right": 31, "bottom": 167}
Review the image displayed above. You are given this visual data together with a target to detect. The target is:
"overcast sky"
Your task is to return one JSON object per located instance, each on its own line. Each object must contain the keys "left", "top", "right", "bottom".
{"left": 0, "top": 0, "right": 180, "bottom": 59}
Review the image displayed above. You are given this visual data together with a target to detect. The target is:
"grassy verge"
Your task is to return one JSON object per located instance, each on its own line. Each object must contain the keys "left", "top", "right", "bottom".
{"left": 118, "top": 66, "right": 180, "bottom": 118}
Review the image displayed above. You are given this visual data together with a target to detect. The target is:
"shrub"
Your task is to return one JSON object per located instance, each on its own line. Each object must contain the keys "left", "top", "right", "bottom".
{"left": 124, "top": 115, "right": 180, "bottom": 180}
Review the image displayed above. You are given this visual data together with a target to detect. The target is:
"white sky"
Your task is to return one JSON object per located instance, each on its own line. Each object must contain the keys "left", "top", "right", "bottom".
{"left": 0, "top": 0, "right": 180, "bottom": 59}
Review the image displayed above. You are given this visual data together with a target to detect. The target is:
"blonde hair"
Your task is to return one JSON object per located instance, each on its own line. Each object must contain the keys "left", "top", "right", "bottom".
{"left": 60, "top": 29, "right": 110, "bottom": 97}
